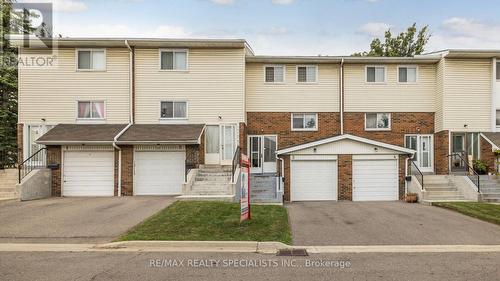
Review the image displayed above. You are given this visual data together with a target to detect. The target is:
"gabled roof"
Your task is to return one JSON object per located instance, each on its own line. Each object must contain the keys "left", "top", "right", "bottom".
{"left": 276, "top": 134, "right": 415, "bottom": 155}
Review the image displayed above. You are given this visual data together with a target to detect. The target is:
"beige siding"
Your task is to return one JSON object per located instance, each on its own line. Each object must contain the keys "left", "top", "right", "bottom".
{"left": 19, "top": 48, "right": 130, "bottom": 124}
{"left": 134, "top": 48, "right": 245, "bottom": 124}
{"left": 443, "top": 59, "right": 492, "bottom": 131}
{"left": 435, "top": 59, "right": 445, "bottom": 132}
{"left": 245, "top": 63, "right": 339, "bottom": 112}
{"left": 344, "top": 64, "right": 436, "bottom": 112}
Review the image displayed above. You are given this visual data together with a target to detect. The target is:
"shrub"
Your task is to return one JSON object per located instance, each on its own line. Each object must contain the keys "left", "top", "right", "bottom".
{"left": 473, "top": 159, "right": 488, "bottom": 175}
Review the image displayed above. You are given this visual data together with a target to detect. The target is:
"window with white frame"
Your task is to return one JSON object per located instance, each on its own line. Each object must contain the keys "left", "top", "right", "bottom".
{"left": 297, "top": 65, "right": 317, "bottom": 83}
{"left": 398, "top": 66, "right": 417, "bottom": 83}
{"left": 160, "top": 101, "right": 187, "bottom": 119}
{"left": 365, "top": 113, "right": 391, "bottom": 130}
{"left": 496, "top": 110, "right": 500, "bottom": 127}
{"left": 366, "top": 66, "right": 386, "bottom": 83}
{"left": 265, "top": 65, "right": 284, "bottom": 83}
{"left": 77, "top": 50, "right": 105, "bottom": 70}
{"left": 77, "top": 101, "right": 105, "bottom": 119}
{"left": 497, "top": 62, "right": 500, "bottom": 80}
{"left": 160, "top": 50, "right": 188, "bottom": 70}
{"left": 292, "top": 113, "right": 317, "bottom": 130}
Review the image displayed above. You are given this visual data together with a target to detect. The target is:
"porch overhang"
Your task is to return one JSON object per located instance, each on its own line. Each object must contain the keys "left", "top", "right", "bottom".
{"left": 116, "top": 124, "right": 206, "bottom": 145}
{"left": 36, "top": 124, "right": 128, "bottom": 145}
{"left": 480, "top": 132, "right": 500, "bottom": 150}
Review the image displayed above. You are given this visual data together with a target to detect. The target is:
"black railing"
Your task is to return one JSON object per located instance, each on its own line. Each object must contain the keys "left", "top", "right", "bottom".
{"left": 409, "top": 160, "right": 424, "bottom": 190}
{"left": 185, "top": 160, "right": 197, "bottom": 182}
{"left": 0, "top": 149, "right": 17, "bottom": 170}
{"left": 231, "top": 146, "right": 241, "bottom": 182}
{"left": 448, "top": 153, "right": 480, "bottom": 192}
{"left": 18, "top": 148, "right": 47, "bottom": 183}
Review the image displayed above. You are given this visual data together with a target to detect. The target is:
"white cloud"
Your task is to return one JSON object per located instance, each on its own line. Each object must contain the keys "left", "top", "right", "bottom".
{"left": 145, "top": 25, "right": 191, "bottom": 38}
{"left": 357, "top": 22, "right": 392, "bottom": 37}
{"left": 210, "top": 0, "right": 235, "bottom": 5}
{"left": 20, "top": 0, "right": 88, "bottom": 13}
{"left": 272, "top": 0, "right": 295, "bottom": 5}
{"left": 54, "top": 24, "right": 191, "bottom": 38}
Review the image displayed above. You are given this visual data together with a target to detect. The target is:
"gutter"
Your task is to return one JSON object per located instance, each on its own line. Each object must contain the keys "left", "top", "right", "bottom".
{"left": 340, "top": 58, "right": 344, "bottom": 135}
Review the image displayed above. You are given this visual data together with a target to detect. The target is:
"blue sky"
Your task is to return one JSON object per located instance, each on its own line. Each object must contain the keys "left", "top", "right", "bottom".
{"left": 42, "top": 0, "right": 500, "bottom": 55}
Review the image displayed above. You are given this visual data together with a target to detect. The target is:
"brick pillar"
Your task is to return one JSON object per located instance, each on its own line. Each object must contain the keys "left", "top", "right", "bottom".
{"left": 283, "top": 155, "right": 291, "bottom": 201}
{"left": 399, "top": 155, "right": 407, "bottom": 200}
{"left": 239, "top": 122, "right": 247, "bottom": 153}
{"left": 338, "top": 154, "right": 352, "bottom": 200}
{"left": 198, "top": 130, "right": 205, "bottom": 165}
{"left": 434, "top": 130, "right": 449, "bottom": 174}
{"left": 17, "top": 123, "right": 23, "bottom": 163}
{"left": 480, "top": 136, "right": 496, "bottom": 174}
{"left": 121, "top": 145, "right": 134, "bottom": 196}
{"left": 46, "top": 145, "right": 62, "bottom": 197}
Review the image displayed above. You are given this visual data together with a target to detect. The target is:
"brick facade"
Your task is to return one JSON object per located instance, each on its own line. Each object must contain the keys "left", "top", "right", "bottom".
{"left": 239, "top": 122, "right": 247, "bottom": 153}
{"left": 120, "top": 146, "right": 134, "bottom": 196}
{"left": 282, "top": 155, "right": 291, "bottom": 201}
{"left": 46, "top": 145, "right": 62, "bottom": 197}
{"left": 480, "top": 136, "right": 496, "bottom": 174}
{"left": 17, "top": 123, "right": 23, "bottom": 163}
{"left": 337, "top": 155, "right": 352, "bottom": 200}
{"left": 398, "top": 155, "right": 407, "bottom": 200}
{"left": 246, "top": 112, "right": 341, "bottom": 150}
{"left": 434, "top": 130, "right": 449, "bottom": 174}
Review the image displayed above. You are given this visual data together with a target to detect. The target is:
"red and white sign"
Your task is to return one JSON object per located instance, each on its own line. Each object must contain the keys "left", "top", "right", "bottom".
{"left": 240, "top": 153, "right": 251, "bottom": 222}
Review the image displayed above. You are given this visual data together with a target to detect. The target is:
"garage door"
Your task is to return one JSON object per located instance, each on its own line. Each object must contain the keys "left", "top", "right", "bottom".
{"left": 352, "top": 159, "right": 398, "bottom": 201}
{"left": 134, "top": 151, "right": 185, "bottom": 195}
{"left": 63, "top": 151, "right": 114, "bottom": 196}
{"left": 291, "top": 160, "right": 337, "bottom": 201}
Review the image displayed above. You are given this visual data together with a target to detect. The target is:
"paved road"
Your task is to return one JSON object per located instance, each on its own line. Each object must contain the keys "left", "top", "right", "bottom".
{"left": 0, "top": 251, "right": 498, "bottom": 281}
{"left": 0, "top": 197, "right": 175, "bottom": 243}
{"left": 286, "top": 201, "right": 500, "bottom": 246}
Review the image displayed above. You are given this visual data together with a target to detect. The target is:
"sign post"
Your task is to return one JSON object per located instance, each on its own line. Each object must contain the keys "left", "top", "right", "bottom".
{"left": 240, "top": 153, "right": 251, "bottom": 222}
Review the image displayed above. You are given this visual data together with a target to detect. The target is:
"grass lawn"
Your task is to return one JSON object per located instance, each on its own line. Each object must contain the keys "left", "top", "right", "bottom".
{"left": 434, "top": 202, "right": 500, "bottom": 226}
{"left": 119, "top": 201, "right": 292, "bottom": 244}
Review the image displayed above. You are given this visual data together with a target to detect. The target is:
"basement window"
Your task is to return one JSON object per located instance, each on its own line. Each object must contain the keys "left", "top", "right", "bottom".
{"left": 365, "top": 113, "right": 391, "bottom": 130}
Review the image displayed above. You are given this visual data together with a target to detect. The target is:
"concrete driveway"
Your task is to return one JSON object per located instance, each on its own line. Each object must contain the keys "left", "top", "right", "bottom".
{"left": 286, "top": 201, "right": 500, "bottom": 246}
{"left": 0, "top": 197, "right": 175, "bottom": 243}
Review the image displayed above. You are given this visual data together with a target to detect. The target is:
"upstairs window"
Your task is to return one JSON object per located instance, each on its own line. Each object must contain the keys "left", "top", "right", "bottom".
{"left": 77, "top": 49, "right": 105, "bottom": 71}
{"left": 365, "top": 113, "right": 391, "bottom": 130}
{"left": 77, "top": 101, "right": 105, "bottom": 119}
{"left": 292, "top": 113, "right": 317, "bottom": 131}
{"left": 160, "top": 50, "right": 188, "bottom": 70}
{"left": 265, "top": 65, "right": 284, "bottom": 83}
{"left": 398, "top": 66, "right": 417, "bottom": 83}
{"left": 160, "top": 101, "right": 187, "bottom": 119}
{"left": 297, "top": 65, "right": 317, "bottom": 83}
{"left": 497, "top": 62, "right": 500, "bottom": 80}
{"left": 366, "top": 66, "right": 386, "bottom": 83}
{"left": 496, "top": 110, "right": 500, "bottom": 127}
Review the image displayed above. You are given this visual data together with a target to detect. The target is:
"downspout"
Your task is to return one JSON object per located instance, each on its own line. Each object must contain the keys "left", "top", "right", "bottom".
{"left": 113, "top": 40, "right": 134, "bottom": 196}
{"left": 340, "top": 58, "right": 344, "bottom": 135}
{"left": 277, "top": 156, "right": 285, "bottom": 194}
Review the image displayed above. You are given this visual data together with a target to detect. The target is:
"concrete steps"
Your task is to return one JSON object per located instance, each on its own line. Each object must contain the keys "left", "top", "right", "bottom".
{"left": 423, "top": 175, "right": 467, "bottom": 202}
{"left": 250, "top": 174, "right": 281, "bottom": 203}
{"left": 478, "top": 175, "right": 500, "bottom": 203}
{"left": 182, "top": 165, "right": 234, "bottom": 200}
{"left": 0, "top": 169, "right": 19, "bottom": 200}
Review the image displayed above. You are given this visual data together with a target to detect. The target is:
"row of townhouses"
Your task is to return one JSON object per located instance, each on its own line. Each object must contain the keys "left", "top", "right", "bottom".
{"left": 14, "top": 38, "right": 500, "bottom": 202}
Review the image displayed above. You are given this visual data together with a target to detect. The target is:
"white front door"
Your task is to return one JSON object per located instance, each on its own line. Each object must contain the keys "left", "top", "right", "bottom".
{"left": 205, "top": 125, "right": 220, "bottom": 165}
{"left": 248, "top": 135, "right": 277, "bottom": 174}
{"left": 134, "top": 151, "right": 185, "bottom": 195}
{"left": 205, "top": 124, "right": 237, "bottom": 165}
{"left": 291, "top": 160, "right": 338, "bottom": 201}
{"left": 63, "top": 151, "right": 114, "bottom": 196}
{"left": 221, "top": 124, "right": 236, "bottom": 165}
{"left": 405, "top": 134, "right": 433, "bottom": 173}
{"left": 352, "top": 158, "right": 398, "bottom": 201}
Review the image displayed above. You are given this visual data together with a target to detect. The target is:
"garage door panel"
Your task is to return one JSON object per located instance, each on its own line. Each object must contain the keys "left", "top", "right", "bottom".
{"left": 134, "top": 151, "right": 185, "bottom": 195}
{"left": 353, "top": 159, "right": 398, "bottom": 201}
{"left": 291, "top": 160, "right": 337, "bottom": 201}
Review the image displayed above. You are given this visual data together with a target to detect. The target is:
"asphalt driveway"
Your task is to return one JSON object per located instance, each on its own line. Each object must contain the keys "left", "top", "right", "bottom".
{"left": 0, "top": 197, "right": 175, "bottom": 243}
{"left": 286, "top": 201, "right": 500, "bottom": 246}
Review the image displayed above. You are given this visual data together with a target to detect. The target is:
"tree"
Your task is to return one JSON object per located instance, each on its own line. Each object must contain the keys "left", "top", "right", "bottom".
{"left": 353, "top": 23, "right": 431, "bottom": 57}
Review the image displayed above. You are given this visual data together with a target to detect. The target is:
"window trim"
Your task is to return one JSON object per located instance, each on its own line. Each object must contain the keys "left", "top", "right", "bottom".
{"left": 291, "top": 113, "right": 318, "bottom": 131}
{"left": 159, "top": 100, "right": 189, "bottom": 120}
{"left": 75, "top": 48, "right": 107, "bottom": 72}
{"left": 397, "top": 65, "right": 419, "bottom": 84}
{"left": 75, "top": 100, "right": 106, "bottom": 121}
{"left": 365, "top": 65, "right": 387, "bottom": 84}
{"left": 364, "top": 112, "right": 391, "bottom": 131}
{"left": 263, "top": 64, "right": 286, "bottom": 84}
{"left": 158, "top": 49, "right": 189, "bottom": 71}
{"left": 496, "top": 61, "right": 500, "bottom": 81}
{"left": 296, "top": 65, "right": 318, "bottom": 83}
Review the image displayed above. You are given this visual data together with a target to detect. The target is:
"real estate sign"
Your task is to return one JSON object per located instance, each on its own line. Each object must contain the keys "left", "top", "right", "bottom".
{"left": 240, "top": 154, "right": 250, "bottom": 222}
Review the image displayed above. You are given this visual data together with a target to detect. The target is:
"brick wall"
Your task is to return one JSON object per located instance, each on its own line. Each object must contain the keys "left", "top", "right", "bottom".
{"left": 46, "top": 145, "right": 61, "bottom": 197}
{"left": 17, "top": 123, "right": 23, "bottom": 163}
{"left": 343, "top": 112, "right": 435, "bottom": 146}
{"left": 198, "top": 130, "right": 205, "bottom": 165}
{"left": 337, "top": 155, "right": 352, "bottom": 200}
{"left": 239, "top": 122, "right": 247, "bottom": 153}
{"left": 399, "top": 155, "right": 407, "bottom": 200}
{"left": 186, "top": 144, "right": 202, "bottom": 167}
{"left": 247, "top": 112, "right": 341, "bottom": 150}
{"left": 282, "top": 155, "right": 291, "bottom": 201}
{"left": 434, "top": 130, "right": 449, "bottom": 174}
{"left": 480, "top": 136, "right": 496, "bottom": 174}
{"left": 121, "top": 146, "right": 134, "bottom": 196}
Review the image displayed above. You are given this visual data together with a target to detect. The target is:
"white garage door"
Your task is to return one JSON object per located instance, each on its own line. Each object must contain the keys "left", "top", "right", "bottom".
{"left": 291, "top": 160, "right": 337, "bottom": 201}
{"left": 352, "top": 159, "right": 398, "bottom": 201}
{"left": 63, "top": 151, "right": 114, "bottom": 196}
{"left": 134, "top": 151, "right": 185, "bottom": 195}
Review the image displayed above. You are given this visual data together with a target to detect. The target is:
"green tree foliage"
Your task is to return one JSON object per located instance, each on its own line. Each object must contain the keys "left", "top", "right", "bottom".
{"left": 353, "top": 23, "right": 431, "bottom": 57}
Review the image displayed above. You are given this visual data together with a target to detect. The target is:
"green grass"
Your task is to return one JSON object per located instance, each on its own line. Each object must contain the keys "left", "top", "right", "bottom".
{"left": 119, "top": 201, "right": 292, "bottom": 244}
{"left": 434, "top": 202, "right": 500, "bottom": 226}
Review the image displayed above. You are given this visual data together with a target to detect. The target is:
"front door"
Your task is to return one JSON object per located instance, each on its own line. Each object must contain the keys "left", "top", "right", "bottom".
{"left": 221, "top": 124, "right": 236, "bottom": 165}
{"left": 205, "top": 124, "right": 236, "bottom": 165}
{"left": 205, "top": 125, "right": 220, "bottom": 165}
{"left": 249, "top": 135, "right": 277, "bottom": 174}
{"left": 451, "top": 133, "right": 466, "bottom": 171}
{"left": 405, "top": 134, "right": 433, "bottom": 173}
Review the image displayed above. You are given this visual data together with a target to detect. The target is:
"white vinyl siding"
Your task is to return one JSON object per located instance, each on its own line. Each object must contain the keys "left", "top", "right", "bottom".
{"left": 18, "top": 48, "right": 130, "bottom": 124}
{"left": 344, "top": 64, "right": 436, "bottom": 112}
{"left": 135, "top": 48, "right": 245, "bottom": 124}
{"left": 435, "top": 59, "right": 445, "bottom": 131}
{"left": 265, "top": 65, "right": 284, "bottom": 83}
{"left": 77, "top": 49, "right": 106, "bottom": 71}
{"left": 366, "top": 66, "right": 386, "bottom": 83}
{"left": 297, "top": 65, "right": 317, "bottom": 83}
{"left": 246, "top": 63, "right": 339, "bottom": 112}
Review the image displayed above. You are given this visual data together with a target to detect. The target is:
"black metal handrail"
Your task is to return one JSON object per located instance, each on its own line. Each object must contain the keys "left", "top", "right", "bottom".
{"left": 409, "top": 160, "right": 424, "bottom": 190}
{"left": 0, "top": 149, "right": 17, "bottom": 170}
{"left": 448, "top": 153, "right": 480, "bottom": 192}
{"left": 18, "top": 148, "right": 47, "bottom": 183}
{"left": 231, "top": 146, "right": 241, "bottom": 182}
{"left": 185, "top": 160, "right": 197, "bottom": 182}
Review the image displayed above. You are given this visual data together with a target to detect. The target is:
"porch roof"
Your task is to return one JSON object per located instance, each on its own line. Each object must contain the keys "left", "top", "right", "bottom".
{"left": 116, "top": 124, "right": 205, "bottom": 144}
{"left": 36, "top": 124, "right": 128, "bottom": 145}
{"left": 481, "top": 132, "right": 500, "bottom": 150}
